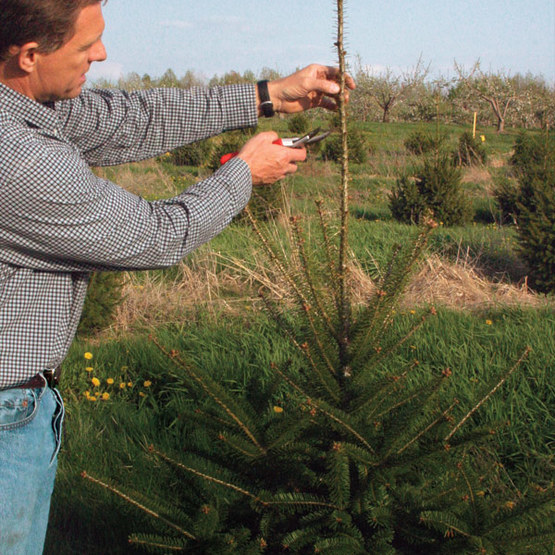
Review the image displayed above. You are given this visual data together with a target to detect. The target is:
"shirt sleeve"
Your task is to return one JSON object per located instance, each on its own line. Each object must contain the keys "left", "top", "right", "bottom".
{"left": 0, "top": 137, "right": 252, "bottom": 272}
{"left": 54, "top": 84, "right": 258, "bottom": 166}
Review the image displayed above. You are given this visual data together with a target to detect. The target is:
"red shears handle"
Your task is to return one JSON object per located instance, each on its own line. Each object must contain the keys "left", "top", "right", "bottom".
{"left": 220, "top": 138, "right": 287, "bottom": 166}
{"left": 219, "top": 129, "right": 328, "bottom": 165}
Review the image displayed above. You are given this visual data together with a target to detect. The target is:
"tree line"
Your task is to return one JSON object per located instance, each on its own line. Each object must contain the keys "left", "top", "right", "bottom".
{"left": 93, "top": 60, "right": 555, "bottom": 132}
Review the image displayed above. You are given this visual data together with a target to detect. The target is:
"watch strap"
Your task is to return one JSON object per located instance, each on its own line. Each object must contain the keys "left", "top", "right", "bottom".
{"left": 257, "top": 80, "right": 275, "bottom": 118}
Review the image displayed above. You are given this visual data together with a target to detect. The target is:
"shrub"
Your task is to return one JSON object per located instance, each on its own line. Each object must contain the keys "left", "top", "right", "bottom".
{"left": 493, "top": 175, "right": 520, "bottom": 224}
{"left": 510, "top": 132, "right": 555, "bottom": 293}
{"left": 286, "top": 113, "right": 310, "bottom": 135}
{"left": 321, "top": 125, "right": 369, "bottom": 164}
{"left": 78, "top": 272, "right": 125, "bottom": 335}
{"left": 390, "top": 155, "right": 472, "bottom": 225}
{"left": 170, "top": 139, "right": 213, "bottom": 167}
{"left": 208, "top": 129, "right": 255, "bottom": 171}
{"left": 404, "top": 129, "right": 446, "bottom": 155}
{"left": 242, "top": 184, "right": 282, "bottom": 222}
{"left": 510, "top": 131, "right": 552, "bottom": 173}
{"left": 453, "top": 131, "right": 487, "bottom": 166}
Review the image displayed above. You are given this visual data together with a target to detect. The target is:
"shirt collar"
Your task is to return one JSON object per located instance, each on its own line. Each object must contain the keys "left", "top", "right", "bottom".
{"left": 0, "top": 81, "right": 60, "bottom": 131}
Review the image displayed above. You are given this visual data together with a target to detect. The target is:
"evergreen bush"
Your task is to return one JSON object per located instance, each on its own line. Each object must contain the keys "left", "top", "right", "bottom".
{"left": 78, "top": 272, "right": 126, "bottom": 335}
{"left": 170, "top": 139, "right": 213, "bottom": 167}
{"left": 510, "top": 132, "right": 555, "bottom": 293}
{"left": 510, "top": 131, "right": 553, "bottom": 173}
{"left": 403, "top": 129, "right": 445, "bottom": 155}
{"left": 493, "top": 175, "right": 520, "bottom": 224}
{"left": 208, "top": 129, "right": 255, "bottom": 171}
{"left": 453, "top": 131, "right": 487, "bottom": 166}
{"left": 321, "top": 125, "right": 369, "bottom": 164}
{"left": 287, "top": 113, "right": 310, "bottom": 135}
{"left": 389, "top": 155, "right": 472, "bottom": 226}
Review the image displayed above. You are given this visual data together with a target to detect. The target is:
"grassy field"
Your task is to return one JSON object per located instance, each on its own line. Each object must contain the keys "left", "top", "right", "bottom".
{"left": 45, "top": 119, "right": 554, "bottom": 553}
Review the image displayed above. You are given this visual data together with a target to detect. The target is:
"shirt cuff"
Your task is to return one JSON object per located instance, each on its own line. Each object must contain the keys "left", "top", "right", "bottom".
{"left": 212, "top": 156, "right": 252, "bottom": 215}
{"left": 220, "top": 84, "right": 259, "bottom": 131}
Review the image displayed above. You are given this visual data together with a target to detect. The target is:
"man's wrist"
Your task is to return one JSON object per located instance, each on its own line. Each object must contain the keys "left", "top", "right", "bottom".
{"left": 257, "top": 80, "right": 275, "bottom": 118}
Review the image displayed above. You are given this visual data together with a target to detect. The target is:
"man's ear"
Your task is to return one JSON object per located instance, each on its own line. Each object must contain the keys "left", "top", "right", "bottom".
{"left": 11, "top": 42, "right": 40, "bottom": 74}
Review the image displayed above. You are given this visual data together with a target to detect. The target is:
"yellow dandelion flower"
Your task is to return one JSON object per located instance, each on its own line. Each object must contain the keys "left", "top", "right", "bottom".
{"left": 504, "top": 501, "right": 516, "bottom": 510}
{"left": 143, "top": 380, "right": 152, "bottom": 388}
{"left": 88, "top": 396, "right": 97, "bottom": 402}
{"left": 91, "top": 377, "right": 100, "bottom": 387}
{"left": 84, "top": 352, "right": 93, "bottom": 360}
{"left": 410, "top": 310, "right": 416, "bottom": 314}
{"left": 127, "top": 381, "right": 133, "bottom": 387}
{"left": 119, "top": 382, "right": 126, "bottom": 389}
{"left": 480, "top": 135, "right": 486, "bottom": 142}
{"left": 139, "top": 392, "right": 146, "bottom": 397}
{"left": 485, "top": 319, "right": 493, "bottom": 325}
{"left": 106, "top": 378, "right": 114, "bottom": 385}
{"left": 273, "top": 406, "right": 284, "bottom": 413}
{"left": 102, "top": 392, "right": 110, "bottom": 401}
{"left": 85, "top": 366, "right": 93, "bottom": 372}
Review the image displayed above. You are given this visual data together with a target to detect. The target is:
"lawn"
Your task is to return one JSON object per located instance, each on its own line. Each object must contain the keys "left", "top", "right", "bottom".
{"left": 45, "top": 119, "right": 554, "bottom": 553}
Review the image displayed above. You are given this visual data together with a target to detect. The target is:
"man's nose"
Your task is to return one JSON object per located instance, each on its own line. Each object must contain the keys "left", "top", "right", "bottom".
{"left": 91, "top": 41, "right": 107, "bottom": 63}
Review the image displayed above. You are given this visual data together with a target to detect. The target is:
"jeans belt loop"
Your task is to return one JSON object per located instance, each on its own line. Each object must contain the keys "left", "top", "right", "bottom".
{"left": 8, "top": 366, "right": 61, "bottom": 390}
{"left": 43, "top": 366, "right": 61, "bottom": 388}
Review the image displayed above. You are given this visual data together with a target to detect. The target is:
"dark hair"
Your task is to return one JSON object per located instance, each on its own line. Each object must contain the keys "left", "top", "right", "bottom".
{"left": 0, "top": 0, "right": 104, "bottom": 62}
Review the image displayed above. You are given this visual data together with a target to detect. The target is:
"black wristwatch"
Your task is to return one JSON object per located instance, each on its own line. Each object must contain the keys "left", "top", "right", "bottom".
{"left": 257, "top": 80, "right": 275, "bottom": 118}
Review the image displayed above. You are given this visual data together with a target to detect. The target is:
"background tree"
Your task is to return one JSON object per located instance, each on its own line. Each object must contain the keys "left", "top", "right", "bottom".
{"left": 355, "top": 56, "right": 429, "bottom": 123}
{"left": 454, "top": 61, "right": 521, "bottom": 133}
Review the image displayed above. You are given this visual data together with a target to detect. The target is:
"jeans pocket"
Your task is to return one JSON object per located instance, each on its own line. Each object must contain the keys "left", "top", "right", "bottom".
{"left": 49, "top": 388, "right": 65, "bottom": 465}
{"left": 0, "top": 388, "right": 41, "bottom": 431}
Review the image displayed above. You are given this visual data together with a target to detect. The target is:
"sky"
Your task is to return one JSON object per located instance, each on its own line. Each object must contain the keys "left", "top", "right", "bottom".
{"left": 88, "top": 0, "right": 555, "bottom": 85}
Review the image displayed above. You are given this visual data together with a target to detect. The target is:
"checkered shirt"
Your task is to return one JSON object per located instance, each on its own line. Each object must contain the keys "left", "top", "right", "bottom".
{"left": 0, "top": 81, "right": 257, "bottom": 389}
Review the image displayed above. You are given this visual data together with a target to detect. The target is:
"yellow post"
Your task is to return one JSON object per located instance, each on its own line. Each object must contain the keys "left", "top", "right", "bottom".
{"left": 473, "top": 111, "right": 477, "bottom": 139}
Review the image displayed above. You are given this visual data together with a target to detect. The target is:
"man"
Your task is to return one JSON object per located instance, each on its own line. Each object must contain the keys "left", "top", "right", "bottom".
{"left": 0, "top": 0, "right": 355, "bottom": 552}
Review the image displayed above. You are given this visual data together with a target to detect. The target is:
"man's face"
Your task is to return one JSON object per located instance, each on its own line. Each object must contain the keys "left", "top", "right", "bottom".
{"left": 30, "top": 3, "right": 107, "bottom": 102}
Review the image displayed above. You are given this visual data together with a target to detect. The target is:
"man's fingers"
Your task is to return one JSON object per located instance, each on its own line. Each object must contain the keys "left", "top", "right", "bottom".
{"left": 312, "top": 78, "right": 340, "bottom": 96}
{"left": 316, "top": 65, "right": 356, "bottom": 91}
{"left": 287, "top": 146, "right": 307, "bottom": 162}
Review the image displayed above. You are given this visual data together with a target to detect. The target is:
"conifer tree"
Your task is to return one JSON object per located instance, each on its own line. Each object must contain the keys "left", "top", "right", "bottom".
{"left": 84, "top": 3, "right": 554, "bottom": 552}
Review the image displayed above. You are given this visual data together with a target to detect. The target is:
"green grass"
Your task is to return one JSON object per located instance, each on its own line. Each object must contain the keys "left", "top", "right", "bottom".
{"left": 46, "top": 121, "right": 554, "bottom": 552}
{"left": 46, "top": 305, "right": 554, "bottom": 554}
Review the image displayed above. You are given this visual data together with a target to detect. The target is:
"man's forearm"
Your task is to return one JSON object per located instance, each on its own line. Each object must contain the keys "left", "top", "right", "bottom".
{"left": 55, "top": 84, "right": 258, "bottom": 167}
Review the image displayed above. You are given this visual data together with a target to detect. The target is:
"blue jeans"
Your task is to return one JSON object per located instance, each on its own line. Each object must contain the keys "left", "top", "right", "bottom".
{"left": 0, "top": 383, "right": 64, "bottom": 555}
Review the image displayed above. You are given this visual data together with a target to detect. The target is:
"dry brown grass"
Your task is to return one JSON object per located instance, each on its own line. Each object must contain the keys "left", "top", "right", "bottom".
{"left": 461, "top": 165, "right": 492, "bottom": 185}
{"left": 110, "top": 246, "right": 549, "bottom": 334}
{"left": 349, "top": 254, "right": 548, "bottom": 310}
{"left": 94, "top": 159, "right": 194, "bottom": 199}
{"left": 112, "top": 247, "right": 259, "bottom": 333}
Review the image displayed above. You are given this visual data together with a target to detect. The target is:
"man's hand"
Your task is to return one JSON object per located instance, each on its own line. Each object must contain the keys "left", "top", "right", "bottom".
{"left": 263, "top": 64, "right": 356, "bottom": 115}
{"left": 237, "top": 132, "right": 306, "bottom": 185}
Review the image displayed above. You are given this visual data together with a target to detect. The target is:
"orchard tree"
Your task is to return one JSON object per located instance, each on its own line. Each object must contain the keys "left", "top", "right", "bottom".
{"left": 355, "top": 56, "right": 429, "bottom": 122}
{"left": 455, "top": 61, "right": 522, "bottom": 133}
{"left": 521, "top": 75, "right": 555, "bottom": 129}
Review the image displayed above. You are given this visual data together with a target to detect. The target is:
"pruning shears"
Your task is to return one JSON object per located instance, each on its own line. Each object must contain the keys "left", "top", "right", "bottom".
{"left": 220, "top": 127, "right": 331, "bottom": 165}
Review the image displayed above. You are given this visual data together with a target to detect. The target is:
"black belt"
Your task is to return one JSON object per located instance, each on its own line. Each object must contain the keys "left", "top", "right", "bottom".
{"left": 12, "top": 367, "right": 61, "bottom": 389}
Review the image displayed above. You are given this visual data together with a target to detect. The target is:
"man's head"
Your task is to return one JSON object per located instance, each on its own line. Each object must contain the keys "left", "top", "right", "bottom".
{"left": 0, "top": 0, "right": 107, "bottom": 102}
